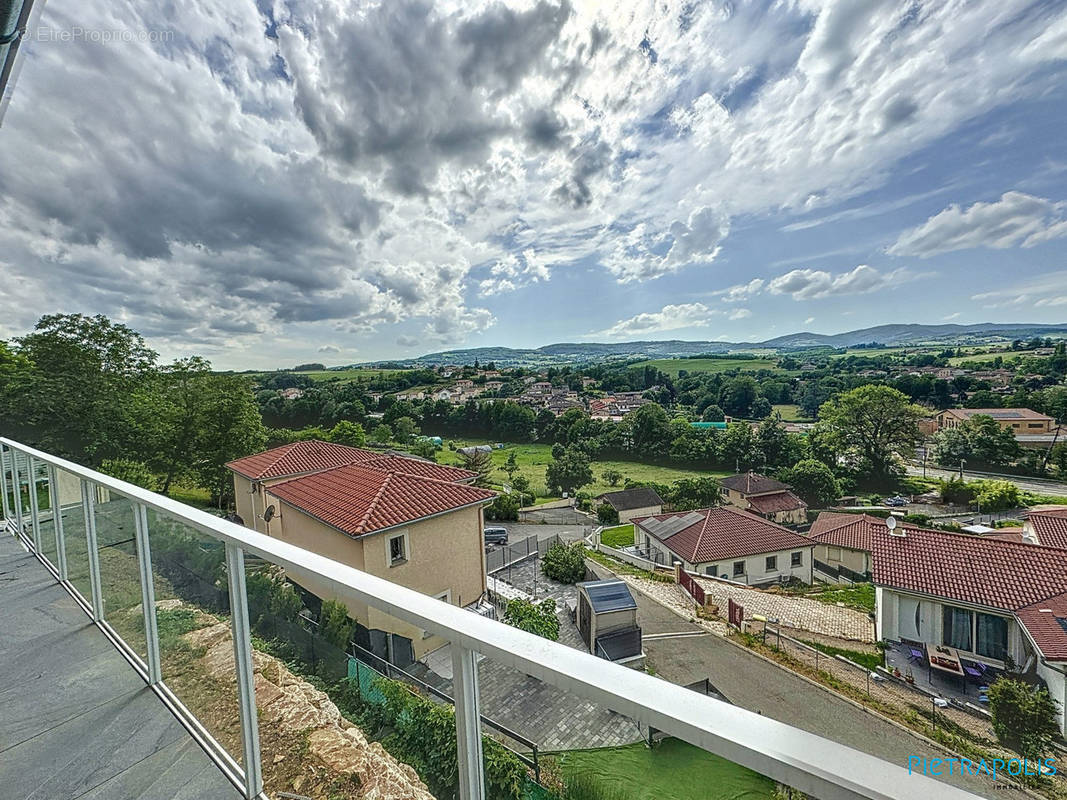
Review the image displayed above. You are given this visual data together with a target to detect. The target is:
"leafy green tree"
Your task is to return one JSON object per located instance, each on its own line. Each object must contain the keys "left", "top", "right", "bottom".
{"left": 782, "top": 459, "right": 839, "bottom": 508}
{"left": 625, "top": 402, "right": 671, "bottom": 459}
{"left": 99, "top": 458, "right": 156, "bottom": 489}
{"left": 511, "top": 475, "right": 531, "bottom": 504}
{"left": 541, "top": 541, "right": 587, "bottom": 583}
{"left": 409, "top": 438, "right": 437, "bottom": 461}
{"left": 485, "top": 492, "right": 519, "bottom": 521}
{"left": 319, "top": 599, "right": 355, "bottom": 650}
{"left": 750, "top": 396, "right": 772, "bottom": 419}
{"left": 972, "top": 480, "right": 1020, "bottom": 512}
{"left": 668, "top": 476, "right": 722, "bottom": 511}
{"left": 720, "top": 376, "right": 759, "bottom": 417}
{"left": 721, "top": 423, "right": 758, "bottom": 471}
{"left": 460, "top": 448, "right": 494, "bottom": 487}
{"left": 988, "top": 679, "right": 1061, "bottom": 759}
{"left": 327, "top": 420, "right": 366, "bottom": 447}
{"left": 502, "top": 598, "right": 560, "bottom": 640}
{"left": 596, "top": 503, "right": 620, "bottom": 524}
{"left": 370, "top": 423, "right": 393, "bottom": 444}
{"left": 545, "top": 447, "right": 592, "bottom": 495}
{"left": 601, "top": 468, "right": 624, "bottom": 486}
{"left": 817, "top": 385, "right": 924, "bottom": 485}
{"left": 931, "top": 414, "right": 1020, "bottom": 467}
{"left": 393, "top": 415, "right": 419, "bottom": 445}
{"left": 701, "top": 404, "right": 726, "bottom": 422}
{"left": 502, "top": 450, "right": 519, "bottom": 480}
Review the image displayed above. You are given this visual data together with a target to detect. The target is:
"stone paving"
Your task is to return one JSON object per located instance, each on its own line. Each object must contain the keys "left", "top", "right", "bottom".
{"left": 694, "top": 576, "right": 875, "bottom": 642}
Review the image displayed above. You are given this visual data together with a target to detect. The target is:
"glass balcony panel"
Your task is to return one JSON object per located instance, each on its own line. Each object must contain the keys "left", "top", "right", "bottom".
{"left": 144, "top": 508, "right": 242, "bottom": 770}
{"left": 36, "top": 462, "right": 59, "bottom": 570}
{"left": 54, "top": 467, "right": 93, "bottom": 606}
{"left": 91, "top": 488, "right": 147, "bottom": 660}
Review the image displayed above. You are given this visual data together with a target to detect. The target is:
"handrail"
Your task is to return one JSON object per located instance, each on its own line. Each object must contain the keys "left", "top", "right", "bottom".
{"left": 0, "top": 438, "right": 982, "bottom": 800}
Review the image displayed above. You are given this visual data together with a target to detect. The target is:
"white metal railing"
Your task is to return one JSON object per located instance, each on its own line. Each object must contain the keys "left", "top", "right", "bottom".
{"left": 0, "top": 437, "right": 984, "bottom": 800}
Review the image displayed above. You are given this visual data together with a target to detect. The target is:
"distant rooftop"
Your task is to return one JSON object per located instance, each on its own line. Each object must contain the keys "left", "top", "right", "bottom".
{"left": 719, "top": 472, "right": 791, "bottom": 496}
{"left": 634, "top": 506, "right": 812, "bottom": 564}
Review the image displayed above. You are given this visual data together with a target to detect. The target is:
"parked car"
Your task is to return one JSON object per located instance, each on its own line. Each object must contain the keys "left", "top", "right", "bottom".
{"left": 484, "top": 526, "right": 509, "bottom": 545}
{"left": 885, "top": 496, "right": 909, "bottom": 507}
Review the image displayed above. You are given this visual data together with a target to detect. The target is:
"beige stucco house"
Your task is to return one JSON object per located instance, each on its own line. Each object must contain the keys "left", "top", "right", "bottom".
{"left": 719, "top": 472, "right": 808, "bottom": 524}
{"left": 227, "top": 440, "right": 490, "bottom": 663}
{"left": 934, "top": 407, "right": 1054, "bottom": 435}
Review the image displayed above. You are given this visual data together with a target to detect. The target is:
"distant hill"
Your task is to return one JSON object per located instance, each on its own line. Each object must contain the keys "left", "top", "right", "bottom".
{"left": 359, "top": 322, "right": 1067, "bottom": 367}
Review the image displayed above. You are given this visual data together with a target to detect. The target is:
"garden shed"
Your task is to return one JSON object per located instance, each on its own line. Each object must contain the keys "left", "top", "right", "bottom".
{"left": 575, "top": 579, "right": 643, "bottom": 667}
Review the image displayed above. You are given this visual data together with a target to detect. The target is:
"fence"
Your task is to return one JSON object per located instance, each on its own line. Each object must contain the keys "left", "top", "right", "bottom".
{"left": 594, "top": 540, "right": 663, "bottom": 571}
{"left": 678, "top": 569, "right": 706, "bottom": 606}
{"left": 486, "top": 533, "right": 562, "bottom": 575}
{"left": 754, "top": 623, "right": 996, "bottom": 742}
{"left": 812, "top": 558, "right": 869, "bottom": 585}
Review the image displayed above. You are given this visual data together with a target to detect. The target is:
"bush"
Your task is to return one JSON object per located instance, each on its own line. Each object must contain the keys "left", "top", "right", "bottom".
{"left": 486, "top": 492, "right": 520, "bottom": 521}
{"left": 542, "top": 541, "right": 587, "bottom": 584}
{"left": 596, "top": 503, "right": 619, "bottom": 525}
{"left": 320, "top": 599, "right": 355, "bottom": 650}
{"left": 502, "top": 598, "right": 560, "bottom": 640}
{"left": 972, "top": 480, "right": 1020, "bottom": 512}
{"left": 988, "top": 678, "right": 1060, "bottom": 759}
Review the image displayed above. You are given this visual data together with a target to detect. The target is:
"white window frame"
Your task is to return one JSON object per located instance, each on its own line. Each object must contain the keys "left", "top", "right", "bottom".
{"left": 387, "top": 531, "right": 410, "bottom": 567}
{"left": 765, "top": 555, "right": 777, "bottom": 572}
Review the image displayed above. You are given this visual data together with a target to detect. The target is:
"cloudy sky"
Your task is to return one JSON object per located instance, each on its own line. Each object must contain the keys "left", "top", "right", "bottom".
{"left": 1, "top": 0, "right": 1066, "bottom": 369}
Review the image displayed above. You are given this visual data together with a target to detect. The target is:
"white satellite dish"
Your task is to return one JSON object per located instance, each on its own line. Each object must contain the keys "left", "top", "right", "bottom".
{"left": 886, "top": 515, "right": 905, "bottom": 536}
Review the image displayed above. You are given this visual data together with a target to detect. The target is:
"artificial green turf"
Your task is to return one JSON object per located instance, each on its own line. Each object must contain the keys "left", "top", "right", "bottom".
{"left": 599, "top": 524, "right": 635, "bottom": 548}
{"left": 552, "top": 739, "right": 775, "bottom": 800}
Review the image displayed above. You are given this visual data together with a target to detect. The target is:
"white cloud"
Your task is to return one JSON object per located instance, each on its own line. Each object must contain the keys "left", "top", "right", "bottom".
{"left": 766, "top": 265, "right": 918, "bottom": 300}
{"left": 971, "top": 271, "right": 1067, "bottom": 309}
{"left": 943, "top": 312, "right": 961, "bottom": 321}
{"left": 715, "top": 278, "right": 765, "bottom": 302}
{"left": 727, "top": 308, "right": 751, "bottom": 320}
{"left": 593, "top": 302, "right": 721, "bottom": 339}
{"left": 318, "top": 344, "right": 341, "bottom": 354}
{"left": 804, "top": 317, "right": 815, "bottom": 325}
{"left": 888, "top": 192, "right": 1067, "bottom": 257}
{"left": 479, "top": 249, "right": 551, "bottom": 296}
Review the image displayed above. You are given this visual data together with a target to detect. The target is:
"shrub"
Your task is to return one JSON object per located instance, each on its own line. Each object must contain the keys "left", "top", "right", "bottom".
{"left": 596, "top": 503, "right": 619, "bottom": 525}
{"left": 320, "top": 599, "right": 355, "bottom": 650}
{"left": 541, "top": 541, "right": 587, "bottom": 584}
{"left": 502, "top": 598, "right": 560, "bottom": 641}
{"left": 972, "top": 480, "right": 1020, "bottom": 512}
{"left": 486, "top": 492, "right": 520, "bottom": 521}
{"left": 988, "top": 678, "right": 1060, "bottom": 759}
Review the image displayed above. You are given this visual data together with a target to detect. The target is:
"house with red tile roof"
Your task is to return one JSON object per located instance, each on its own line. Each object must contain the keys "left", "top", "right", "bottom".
{"left": 804, "top": 511, "right": 942, "bottom": 584}
{"left": 633, "top": 506, "right": 813, "bottom": 585}
{"left": 1022, "top": 507, "right": 1067, "bottom": 550}
{"left": 872, "top": 525, "right": 1067, "bottom": 736}
{"left": 226, "top": 440, "right": 489, "bottom": 662}
{"left": 719, "top": 472, "right": 808, "bottom": 525}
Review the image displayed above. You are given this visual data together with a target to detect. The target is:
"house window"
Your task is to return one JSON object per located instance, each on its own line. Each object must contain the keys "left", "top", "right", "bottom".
{"left": 942, "top": 606, "right": 973, "bottom": 652}
{"left": 388, "top": 533, "right": 408, "bottom": 566}
{"left": 976, "top": 613, "right": 1008, "bottom": 661}
{"left": 732, "top": 561, "right": 744, "bottom": 577}
{"left": 791, "top": 551, "right": 802, "bottom": 567}
{"left": 765, "top": 555, "right": 777, "bottom": 571}
{"left": 704, "top": 564, "right": 717, "bottom": 576}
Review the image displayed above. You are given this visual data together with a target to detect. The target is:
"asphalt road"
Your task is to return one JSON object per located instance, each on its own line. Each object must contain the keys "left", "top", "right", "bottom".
{"left": 628, "top": 589, "right": 1030, "bottom": 799}
{"left": 906, "top": 463, "right": 1067, "bottom": 497}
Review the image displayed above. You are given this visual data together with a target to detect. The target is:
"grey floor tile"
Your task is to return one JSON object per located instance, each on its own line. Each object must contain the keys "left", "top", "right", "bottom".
{"left": 73, "top": 738, "right": 241, "bottom": 800}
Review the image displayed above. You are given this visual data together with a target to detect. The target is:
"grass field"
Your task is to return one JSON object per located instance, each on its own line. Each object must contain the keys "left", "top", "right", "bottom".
{"left": 771, "top": 404, "right": 811, "bottom": 422}
{"left": 946, "top": 350, "right": 1013, "bottom": 366}
{"left": 599, "top": 524, "right": 635, "bottom": 547}
{"left": 433, "top": 439, "right": 727, "bottom": 498}
{"left": 551, "top": 739, "right": 774, "bottom": 800}
{"left": 630, "top": 357, "right": 780, "bottom": 376}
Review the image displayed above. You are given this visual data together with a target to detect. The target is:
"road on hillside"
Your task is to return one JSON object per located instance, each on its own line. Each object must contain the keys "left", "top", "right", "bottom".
{"left": 625, "top": 588, "right": 1029, "bottom": 799}
{"left": 906, "top": 463, "right": 1067, "bottom": 496}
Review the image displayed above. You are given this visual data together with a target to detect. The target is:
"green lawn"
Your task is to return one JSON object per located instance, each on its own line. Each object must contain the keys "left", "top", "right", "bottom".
{"left": 946, "top": 350, "right": 1012, "bottom": 366}
{"left": 599, "top": 524, "right": 635, "bottom": 548}
{"left": 629, "top": 357, "right": 781, "bottom": 376}
{"left": 770, "top": 404, "right": 811, "bottom": 422}
{"left": 798, "top": 639, "right": 882, "bottom": 672}
{"left": 812, "top": 582, "right": 875, "bottom": 613}
{"left": 551, "top": 739, "right": 774, "bottom": 800}
{"left": 434, "top": 439, "right": 728, "bottom": 498}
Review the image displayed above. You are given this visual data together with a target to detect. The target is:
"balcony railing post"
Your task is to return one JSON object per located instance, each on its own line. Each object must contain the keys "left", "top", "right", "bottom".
{"left": 133, "top": 503, "right": 162, "bottom": 684}
{"left": 81, "top": 479, "right": 105, "bottom": 621}
{"left": 0, "top": 446, "right": 11, "bottom": 524}
{"left": 451, "top": 644, "right": 485, "bottom": 800}
{"left": 225, "top": 542, "right": 263, "bottom": 799}
{"left": 27, "top": 455, "right": 42, "bottom": 552}
{"left": 48, "top": 466, "right": 68, "bottom": 581}
{"left": 11, "top": 449, "right": 25, "bottom": 541}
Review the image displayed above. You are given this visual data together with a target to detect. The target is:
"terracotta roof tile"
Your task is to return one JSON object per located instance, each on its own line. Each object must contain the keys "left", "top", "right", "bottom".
{"left": 1016, "top": 593, "right": 1067, "bottom": 661}
{"left": 226, "top": 440, "right": 381, "bottom": 479}
{"left": 357, "top": 454, "right": 476, "bottom": 483}
{"left": 266, "top": 463, "right": 496, "bottom": 538}
{"left": 871, "top": 526, "right": 1067, "bottom": 613}
{"left": 1025, "top": 507, "right": 1067, "bottom": 549}
{"left": 719, "top": 472, "right": 790, "bottom": 495}
{"left": 807, "top": 511, "right": 938, "bottom": 554}
{"left": 746, "top": 490, "right": 806, "bottom": 515}
{"left": 635, "top": 506, "right": 812, "bottom": 564}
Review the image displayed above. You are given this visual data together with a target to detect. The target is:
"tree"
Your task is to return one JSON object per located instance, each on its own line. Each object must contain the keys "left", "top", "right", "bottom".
{"left": 393, "top": 416, "right": 419, "bottom": 445}
{"left": 750, "top": 396, "right": 772, "bottom": 419}
{"left": 720, "top": 376, "right": 759, "bottom": 418}
{"left": 596, "top": 503, "right": 620, "bottom": 524}
{"left": 502, "top": 451, "right": 519, "bottom": 481}
{"left": 327, "top": 420, "right": 366, "bottom": 447}
{"left": 817, "top": 385, "right": 924, "bottom": 485}
{"left": 370, "top": 423, "right": 393, "bottom": 444}
{"left": 668, "top": 476, "right": 722, "bottom": 511}
{"left": 988, "top": 678, "right": 1060, "bottom": 759}
{"left": 545, "top": 447, "right": 592, "bottom": 495}
{"left": 485, "top": 492, "right": 520, "bottom": 521}
{"left": 625, "top": 403, "right": 671, "bottom": 459}
{"left": 460, "top": 448, "right": 494, "bottom": 487}
{"left": 701, "top": 404, "right": 726, "bottom": 422}
{"left": 541, "top": 541, "right": 587, "bottom": 583}
{"left": 319, "top": 599, "right": 354, "bottom": 650}
{"left": 502, "top": 598, "right": 560, "bottom": 641}
{"left": 930, "top": 414, "right": 1020, "bottom": 468}
{"left": 409, "top": 438, "right": 437, "bottom": 461}
{"left": 511, "top": 475, "right": 531, "bottom": 504}
{"left": 601, "top": 468, "right": 623, "bottom": 486}
{"left": 782, "top": 459, "right": 839, "bottom": 508}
